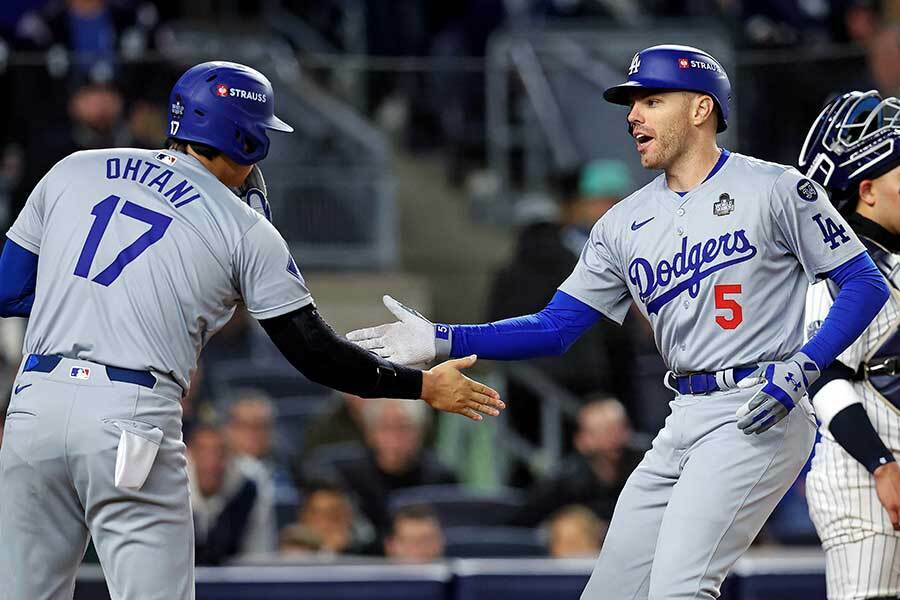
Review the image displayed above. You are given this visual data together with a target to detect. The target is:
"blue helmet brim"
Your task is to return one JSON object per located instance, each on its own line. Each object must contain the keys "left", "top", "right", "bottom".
{"left": 265, "top": 114, "right": 294, "bottom": 133}
{"left": 603, "top": 81, "right": 656, "bottom": 105}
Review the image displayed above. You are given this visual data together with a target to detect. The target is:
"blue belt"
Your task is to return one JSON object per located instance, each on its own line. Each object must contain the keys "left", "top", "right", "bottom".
{"left": 670, "top": 366, "right": 757, "bottom": 395}
{"left": 23, "top": 354, "right": 156, "bottom": 389}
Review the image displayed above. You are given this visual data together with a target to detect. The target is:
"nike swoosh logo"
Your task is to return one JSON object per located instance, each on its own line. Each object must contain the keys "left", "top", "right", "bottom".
{"left": 14, "top": 383, "right": 32, "bottom": 395}
{"left": 631, "top": 217, "right": 654, "bottom": 231}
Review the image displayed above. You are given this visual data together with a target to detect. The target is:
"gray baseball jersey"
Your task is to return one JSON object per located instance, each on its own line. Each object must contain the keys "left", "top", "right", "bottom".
{"left": 559, "top": 151, "right": 865, "bottom": 374}
{"left": 6, "top": 148, "right": 313, "bottom": 390}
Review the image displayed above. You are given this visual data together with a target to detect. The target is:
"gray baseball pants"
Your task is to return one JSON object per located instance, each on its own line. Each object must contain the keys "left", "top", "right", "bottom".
{"left": 0, "top": 356, "right": 194, "bottom": 600}
{"left": 581, "top": 384, "right": 816, "bottom": 600}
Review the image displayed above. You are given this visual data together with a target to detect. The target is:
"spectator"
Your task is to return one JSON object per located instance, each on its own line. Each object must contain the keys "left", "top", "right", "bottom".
{"left": 866, "top": 24, "right": 900, "bottom": 97}
{"left": 187, "top": 424, "right": 277, "bottom": 565}
{"left": 296, "top": 391, "right": 367, "bottom": 465}
{"left": 8, "top": 0, "right": 175, "bottom": 230}
{"left": 508, "top": 397, "right": 644, "bottom": 526}
{"left": 294, "top": 479, "right": 359, "bottom": 554}
{"left": 279, "top": 523, "right": 322, "bottom": 557}
{"left": 546, "top": 505, "right": 607, "bottom": 558}
{"left": 225, "top": 389, "right": 276, "bottom": 465}
{"left": 304, "top": 399, "right": 456, "bottom": 539}
{"left": 384, "top": 504, "right": 445, "bottom": 563}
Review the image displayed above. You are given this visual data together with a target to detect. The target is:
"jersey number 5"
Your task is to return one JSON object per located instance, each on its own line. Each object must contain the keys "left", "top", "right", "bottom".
{"left": 74, "top": 195, "right": 172, "bottom": 286}
{"left": 714, "top": 284, "right": 743, "bottom": 330}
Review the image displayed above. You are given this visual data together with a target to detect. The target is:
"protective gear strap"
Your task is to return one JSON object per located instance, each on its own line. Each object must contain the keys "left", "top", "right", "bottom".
{"left": 828, "top": 401, "right": 896, "bottom": 474}
{"left": 260, "top": 305, "right": 422, "bottom": 399}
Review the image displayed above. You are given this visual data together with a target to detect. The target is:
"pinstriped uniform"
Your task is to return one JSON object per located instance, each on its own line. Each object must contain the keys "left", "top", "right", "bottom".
{"left": 805, "top": 242, "right": 900, "bottom": 600}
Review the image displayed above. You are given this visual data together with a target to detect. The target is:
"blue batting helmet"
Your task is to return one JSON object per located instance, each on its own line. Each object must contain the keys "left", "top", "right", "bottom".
{"left": 168, "top": 61, "right": 293, "bottom": 165}
{"left": 798, "top": 90, "right": 900, "bottom": 211}
{"left": 603, "top": 45, "right": 731, "bottom": 133}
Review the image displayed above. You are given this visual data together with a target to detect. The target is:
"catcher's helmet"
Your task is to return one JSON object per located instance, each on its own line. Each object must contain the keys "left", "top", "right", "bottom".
{"left": 798, "top": 90, "right": 900, "bottom": 211}
{"left": 168, "top": 61, "right": 293, "bottom": 165}
{"left": 603, "top": 45, "right": 731, "bottom": 133}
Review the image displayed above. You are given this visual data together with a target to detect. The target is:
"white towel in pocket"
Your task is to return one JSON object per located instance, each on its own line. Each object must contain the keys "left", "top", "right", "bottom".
{"left": 110, "top": 420, "right": 164, "bottom": 491}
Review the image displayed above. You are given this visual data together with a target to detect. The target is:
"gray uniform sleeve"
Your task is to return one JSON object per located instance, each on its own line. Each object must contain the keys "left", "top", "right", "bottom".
{"left": 558, "top": 216, "right": 632, "bottom": 324}
{"left": 233, "top": 219, "right": 314, "bottom": 320}
{"left": 769, "top": 169, "right": 865, "bottom": 282}
{"left": 6, "top": 170, "right": 51, "bottom": 254}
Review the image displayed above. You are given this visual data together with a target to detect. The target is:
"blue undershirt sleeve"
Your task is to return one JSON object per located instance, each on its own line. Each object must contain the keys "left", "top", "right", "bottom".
{"left": 447, "top": 290, "right": 603, "bottom": 360}
{"left": 0, "top": 238, "right": 38, "bottom": 318}
{"left": 800, "top": 251, "right": 889, "bottom": 370}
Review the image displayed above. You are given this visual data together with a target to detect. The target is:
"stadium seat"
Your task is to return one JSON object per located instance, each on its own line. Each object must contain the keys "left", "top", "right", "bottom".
{"left": 444, "top": 526, "right": 546, "bottom": 558}
{"left": 387, "top": 484, "right": 526, "bottom": 528}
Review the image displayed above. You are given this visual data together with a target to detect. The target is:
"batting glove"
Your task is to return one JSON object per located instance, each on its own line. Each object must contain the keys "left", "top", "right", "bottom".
{"left": 735, "top": 352, "right": 820, "bottom": 435}
{"left": 346, "top": 295, "right": 451, "bottom": 368}
{"left": 232, "top": 165, "right": 272, "bottom": 223}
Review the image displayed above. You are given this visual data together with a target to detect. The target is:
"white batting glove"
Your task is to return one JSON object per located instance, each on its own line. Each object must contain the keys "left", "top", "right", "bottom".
{"left": 735, "top": 352, "right": 820, "bottom": 435}
{"left": 346, "top": 295, "right": 451, "bottom": 367}
{"left": 232, "top": 165, "right": 272, "bottom": 222}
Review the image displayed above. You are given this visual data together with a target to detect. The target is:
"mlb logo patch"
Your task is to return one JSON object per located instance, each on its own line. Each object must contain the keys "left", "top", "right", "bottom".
{"left": 215, "top": 83, "right": 229, "bottom": 97}
{"left": 70, "top": 367, "right": 91, "bottom": 380}
{"left": 678, "top": 58, "right": 690, "bottom": 69}
{"left": 156, "top": 152, "right": 178, "bottom": 166}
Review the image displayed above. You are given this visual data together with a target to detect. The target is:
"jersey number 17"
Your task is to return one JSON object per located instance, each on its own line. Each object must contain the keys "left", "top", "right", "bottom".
{"left": 73, "top": 195, "right": 172, "bottom": 286}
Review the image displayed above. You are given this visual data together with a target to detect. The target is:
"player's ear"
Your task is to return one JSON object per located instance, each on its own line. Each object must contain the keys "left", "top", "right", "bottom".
{"left": 858, "top": 179, "right": 876, "bottom": 208}
{"left": 692, "top": 94, "right": 715, "bottom": 128}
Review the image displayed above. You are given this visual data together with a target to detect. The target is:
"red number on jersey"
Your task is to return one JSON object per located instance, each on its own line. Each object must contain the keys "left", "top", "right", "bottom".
{"left": 714, "top": 284, "right": 743, "bottom": 330}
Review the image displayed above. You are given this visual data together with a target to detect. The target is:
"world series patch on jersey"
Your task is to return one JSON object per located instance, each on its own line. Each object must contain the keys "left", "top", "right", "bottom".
{"left": 559, "top": 151, "right": 865, "bottom": 374}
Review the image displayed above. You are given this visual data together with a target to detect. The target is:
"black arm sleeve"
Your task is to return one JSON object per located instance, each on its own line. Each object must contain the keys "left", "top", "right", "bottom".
{"left": 828, "top": 402, "right": 897, "bottom": 474}
{"left": 259, "top": 304, "right": 423, "bottom": 399}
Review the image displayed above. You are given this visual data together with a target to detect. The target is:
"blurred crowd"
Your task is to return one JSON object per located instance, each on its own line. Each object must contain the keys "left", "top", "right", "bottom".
{"left": 0, "top": 0, "right": 892, "bottom": 568}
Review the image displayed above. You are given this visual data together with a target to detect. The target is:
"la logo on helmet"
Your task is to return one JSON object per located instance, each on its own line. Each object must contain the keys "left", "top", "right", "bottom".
{"left": 628, "top": 53, "right": 641, "bottom": 75}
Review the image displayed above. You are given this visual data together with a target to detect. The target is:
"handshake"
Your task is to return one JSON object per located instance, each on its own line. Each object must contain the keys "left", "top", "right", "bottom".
{"left": 347, "top": 295, "right": 504, "bottom": 422}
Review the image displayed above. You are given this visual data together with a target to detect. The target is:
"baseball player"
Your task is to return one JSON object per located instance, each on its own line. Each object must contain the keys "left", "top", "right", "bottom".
{"left": 0, "top": 61, "right": 503, "bottom": 600}
{"left": 799, "top": 90, "right": 900, "bottom": 600}
{"left": 346, "top": 45, "right": 891, "bottom": 599}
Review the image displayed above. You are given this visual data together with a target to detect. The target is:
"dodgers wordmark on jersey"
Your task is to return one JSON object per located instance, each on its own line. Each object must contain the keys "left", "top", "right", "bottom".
{"left": 559, "top": 152, "right": 865, "bottom": 374}
{"left": 6, "top": 148, "right": 313, "bottom": 391}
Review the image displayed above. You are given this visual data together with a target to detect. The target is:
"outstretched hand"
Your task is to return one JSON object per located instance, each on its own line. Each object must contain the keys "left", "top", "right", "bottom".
{"left": 421, "top": 355, "right": 504, "bottom": 422}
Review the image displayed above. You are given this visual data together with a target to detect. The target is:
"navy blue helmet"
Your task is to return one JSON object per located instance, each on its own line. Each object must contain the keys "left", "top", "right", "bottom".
{"left": 168, "top": 61, "right": 293, "bottom": 165}
{"left": 604, "top": 45, "right": 732, "bottom": 133}
{"left": 799, "top": 90, "right": 900, "bottom": 212}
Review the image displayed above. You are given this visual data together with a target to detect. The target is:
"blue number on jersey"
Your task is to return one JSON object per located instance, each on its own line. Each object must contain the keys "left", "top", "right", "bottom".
{"left": 74, "top": 195, "right": 172, "bottom": 286}
{"left": 812, "top": 213, "right": 850, "bottom": 250}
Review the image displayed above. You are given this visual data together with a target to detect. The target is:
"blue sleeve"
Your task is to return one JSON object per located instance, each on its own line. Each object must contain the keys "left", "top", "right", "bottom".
{"left": 0, "top": 238, "right": 38, "bottom": 318}
{"left": 801, "top": 251, "right": 889, "bottom": 370}
{"left": 447, "top": 290, "right": 603, "bottom": 359}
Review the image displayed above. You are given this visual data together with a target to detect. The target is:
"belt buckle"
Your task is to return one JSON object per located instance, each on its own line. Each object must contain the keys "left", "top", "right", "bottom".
{"left": 687, "top": 373, "right": 708, "bottom": 395}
